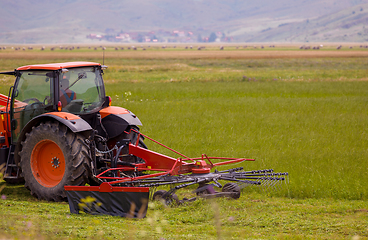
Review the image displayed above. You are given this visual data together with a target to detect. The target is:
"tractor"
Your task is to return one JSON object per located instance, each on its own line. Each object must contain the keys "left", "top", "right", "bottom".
{"left": 0, "top": 62, "right": 287, "bottom": 217}
{"left": 0, "top": 62, "right": 145, "bottom": 201}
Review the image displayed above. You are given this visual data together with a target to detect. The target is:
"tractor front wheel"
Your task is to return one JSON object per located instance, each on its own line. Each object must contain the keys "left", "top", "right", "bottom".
{"left": 19, "top": 122, "right": 90, "bottom": 201}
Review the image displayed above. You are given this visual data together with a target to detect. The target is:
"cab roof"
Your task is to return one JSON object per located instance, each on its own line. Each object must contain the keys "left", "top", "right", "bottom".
{"left": 16, "top": 61, "right": 101, "bottom": 71}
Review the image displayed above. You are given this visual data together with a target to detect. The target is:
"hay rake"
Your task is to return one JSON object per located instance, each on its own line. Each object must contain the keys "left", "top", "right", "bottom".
{"left": 65, "top": 129, "right": 288, "bottom": 215}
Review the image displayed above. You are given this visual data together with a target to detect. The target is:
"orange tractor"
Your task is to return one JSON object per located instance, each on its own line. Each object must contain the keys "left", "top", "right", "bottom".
{"left": 0, "top": 62, "right": 287, "bottom": 217}
{"left": 0, "top": 62, "right": 147, "bottom": 200}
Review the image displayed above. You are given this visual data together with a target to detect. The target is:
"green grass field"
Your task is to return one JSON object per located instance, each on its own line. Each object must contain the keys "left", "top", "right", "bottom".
{"left": 0, "top": 48, "right": 367, "bottom": 239}
{"left": 111, "top": 80, "right": 368, "bottom": 200}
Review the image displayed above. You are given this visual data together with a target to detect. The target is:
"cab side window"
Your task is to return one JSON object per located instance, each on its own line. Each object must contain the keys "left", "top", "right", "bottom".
{"left": 11, "top": 71, "right": 53, "bottom": 142}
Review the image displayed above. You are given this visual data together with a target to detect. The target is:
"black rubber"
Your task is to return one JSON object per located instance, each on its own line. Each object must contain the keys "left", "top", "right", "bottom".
{"left": 195, "top": 184, "right": 212, "bottom": 196}
{"left": 152, "top": 190, "right": 178, "bottom": 205}
{"left": 222, "top": 182, "right": 241, "bottom": 199}
{"left": 19, "top": 121, "right": 90, "bottom": 201}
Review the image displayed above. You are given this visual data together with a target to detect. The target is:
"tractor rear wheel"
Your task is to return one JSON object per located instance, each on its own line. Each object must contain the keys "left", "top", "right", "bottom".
{"left": 19, "top": 121, "right": 90, "bottom": 201}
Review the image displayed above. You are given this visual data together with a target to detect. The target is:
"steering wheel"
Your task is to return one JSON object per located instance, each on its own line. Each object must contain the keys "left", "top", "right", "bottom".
{"left": 83, "top": 102, "right": 97, "bottom": 111}
{"left": 43, "top": 96, "right": 51, "bottom": 105}
{"left": 29, "top": 101, "right": 43, "bottom": 109}
{"left": 23, "top": 98, "right": 40, "bottom": 104}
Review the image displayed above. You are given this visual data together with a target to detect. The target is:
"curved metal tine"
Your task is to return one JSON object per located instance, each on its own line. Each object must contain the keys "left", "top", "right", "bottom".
{"left": 269, "top": 178, "right": 277, "bottom": 187}
{"left": 274, "top": 178, "right": 282, "bottom": 191}
{"left": 237, "top": 181, "right": 254, "bottom": 189}
{"left": 263, "top": 178, "right": 273, "bottom": 188}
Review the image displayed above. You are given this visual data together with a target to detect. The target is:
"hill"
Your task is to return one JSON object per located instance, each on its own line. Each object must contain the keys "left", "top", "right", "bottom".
{"left": 0, "top": 0, "right": 367, "bottom": 43}
{"left": 246, "top": 3, "right": 368, "bottom": 42}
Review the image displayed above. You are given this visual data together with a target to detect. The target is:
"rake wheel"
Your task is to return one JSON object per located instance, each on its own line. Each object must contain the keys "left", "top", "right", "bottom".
{"left": 222, "top": 182, "right": 241, "bottom": 199}
{"left": 152, "top": 190, "right": 178, "bottom": 205}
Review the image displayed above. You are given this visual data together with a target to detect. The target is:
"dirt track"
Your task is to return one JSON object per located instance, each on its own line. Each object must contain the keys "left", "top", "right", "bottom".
{"left": 1, "top": 50, "right": 368, "bottom": 60}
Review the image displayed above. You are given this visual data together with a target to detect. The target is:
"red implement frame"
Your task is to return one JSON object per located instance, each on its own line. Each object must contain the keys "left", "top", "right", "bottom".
{"left": 96, "top": 129, "right": 254, "bottom": 185}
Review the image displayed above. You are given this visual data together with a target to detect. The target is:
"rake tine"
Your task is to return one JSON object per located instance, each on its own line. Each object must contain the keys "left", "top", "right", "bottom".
{"left": 237, "top": 181, "right": 252, "bottom": 189}
{"left": 264, "top": 178, "right": 274, "bottom": 188}
{"left": 270, "top": 178, "right": 279, "bottom": 189}
{"left": 268, "top": 178, "right": 276, "bottom": 187}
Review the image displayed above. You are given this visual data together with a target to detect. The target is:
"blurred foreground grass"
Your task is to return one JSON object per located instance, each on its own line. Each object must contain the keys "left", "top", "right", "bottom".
{"left": 0, "top": 183, "right": 367, "bottom": 239}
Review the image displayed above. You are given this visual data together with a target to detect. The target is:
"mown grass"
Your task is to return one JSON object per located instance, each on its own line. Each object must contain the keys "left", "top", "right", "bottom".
{"left": 104, "top": 57, "right": 368, "bottom": 82}
{"left": 0, "top": 48, "right": 368, "bottom": 239}
{"left": 0, "top": 184, "right": 367, "bottom": 239}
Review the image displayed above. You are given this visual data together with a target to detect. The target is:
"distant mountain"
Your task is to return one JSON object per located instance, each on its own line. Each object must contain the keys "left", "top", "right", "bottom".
{"left": 245, "top": 3, "right": 368, "bottom": 42}
{"left": 0, "top": 0, "right": 367, "bottom": 43}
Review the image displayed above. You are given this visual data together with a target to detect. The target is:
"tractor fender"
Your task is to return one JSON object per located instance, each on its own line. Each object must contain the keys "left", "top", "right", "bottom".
{"left": 14, "top": 112, "right": 92, "bottom": 165}
{"left": 33, "top": 112, "right": 93, "bottom": 133}
{"left": 99, "top": 106, "right": 142, "bottom": 139}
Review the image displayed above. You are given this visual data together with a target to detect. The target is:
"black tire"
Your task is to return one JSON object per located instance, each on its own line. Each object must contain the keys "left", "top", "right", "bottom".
{"left": 152, "top": 190, "right": 167, "bottom": 200}
{"left": 195, "top": 184, "right": 212, "bottom": 196}
{"left": 152, "top": 190, "right": 178, "bottom": 205}
{"left": 222, "top": 182, "right": 241, "bottom": 199}
{"left": 19, "top": 121, "right": 91, "bottom": 201}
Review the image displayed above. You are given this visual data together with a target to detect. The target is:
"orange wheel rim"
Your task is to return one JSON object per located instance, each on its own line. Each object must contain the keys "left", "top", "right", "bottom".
{"left": 31, "top": 140, "right": 65, "bottom": 187}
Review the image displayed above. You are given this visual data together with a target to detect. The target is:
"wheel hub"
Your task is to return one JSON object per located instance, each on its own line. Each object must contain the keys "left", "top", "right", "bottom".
{"left": 51, "top": 157, "right": 60, "bottom": 168}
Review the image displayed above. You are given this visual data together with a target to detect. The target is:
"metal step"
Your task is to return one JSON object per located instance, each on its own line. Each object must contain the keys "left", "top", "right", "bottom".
{"left": 5, "top": 175, "right": 19, "bottom": 179}
{"left": 4, "top": 145, "right": 22, "bottom": 181}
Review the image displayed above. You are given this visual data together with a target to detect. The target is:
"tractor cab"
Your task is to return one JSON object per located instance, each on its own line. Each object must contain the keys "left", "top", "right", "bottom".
{"left": 9, "top": 62, "right": 106, "bottom": 143}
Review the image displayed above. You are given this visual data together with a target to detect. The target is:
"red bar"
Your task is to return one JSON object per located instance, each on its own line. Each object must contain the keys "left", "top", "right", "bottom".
{"left": 129, "top": 144, "right": 182, "bottom": 170}
{"left": 64, "top": 182, "right": 149, "bottom": 193}
{"left": 212, "top": 158, "right": 252, "bottom": 166}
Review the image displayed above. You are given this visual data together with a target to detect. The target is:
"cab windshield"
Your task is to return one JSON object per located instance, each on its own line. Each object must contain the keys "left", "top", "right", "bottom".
{"left": 59, "top": 66, "right": 105, "bottom": 114}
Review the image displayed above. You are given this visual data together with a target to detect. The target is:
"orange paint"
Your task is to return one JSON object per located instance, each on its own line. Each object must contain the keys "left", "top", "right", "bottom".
{"left": 45, "top": 112, "right": 80, "bottom": 120}
{"left": 31, "top": 139, "right": 65, "bottom": 187}
{"left": 99, "top": 106, "right": 129, "bottom": 118}
{"left": 17, "top": 61, "right": 100, "bottom": 71}
{"left": 0, "top": 112, "right": 10, "bottom": 147}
